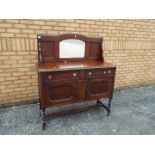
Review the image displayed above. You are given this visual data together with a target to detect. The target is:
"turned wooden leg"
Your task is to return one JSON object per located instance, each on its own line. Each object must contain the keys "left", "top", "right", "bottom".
{"left": 42, "top": 109, "right": 46, "bottom": 130}
{"left": 107, "top": 98, "right": 112, "bottom": 116}
{"left": 39, "top": 103, "right": 41, "bottom": 116}
{"left": 96, "top": 100, "right": 100, "bottom": 106}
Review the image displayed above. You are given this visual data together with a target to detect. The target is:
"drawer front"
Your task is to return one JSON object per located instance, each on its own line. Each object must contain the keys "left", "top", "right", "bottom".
{"left": 86, "top": 68, "right": 115, "bottom": 79}
{"left": 44, "top": 70, "right": 84, "bottom": 82}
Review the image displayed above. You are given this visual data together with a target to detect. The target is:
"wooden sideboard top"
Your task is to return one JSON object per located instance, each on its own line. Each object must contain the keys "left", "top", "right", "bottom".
{"left": 38, "top": 61, "right": 115, "bottom": 72}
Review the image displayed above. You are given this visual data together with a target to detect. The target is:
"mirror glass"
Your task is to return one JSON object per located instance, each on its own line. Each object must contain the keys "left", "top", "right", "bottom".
{"left": 59, "top": 39, "right": 85, "bottom": 58}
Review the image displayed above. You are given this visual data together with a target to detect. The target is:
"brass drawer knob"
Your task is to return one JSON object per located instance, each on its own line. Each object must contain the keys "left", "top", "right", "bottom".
{"left": 48, "top": 75, "right": 52, "bottom": 80}
{"left": 73, "top": 73, "right": 77, "bottom": 77}
{"left": 88, "top": 72, "right": 92, "bottom": 75}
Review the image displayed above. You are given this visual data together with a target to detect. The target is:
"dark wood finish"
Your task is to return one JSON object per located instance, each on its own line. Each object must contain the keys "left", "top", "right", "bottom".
{"left": 37, "top": 34, "right": 103, "bottom": 63}
{"left": 86, "top": 78, "right": 112, "bottom": 99}
{"left": 37, "top": 34, "right": 116, "bottom": 130}
{"left": 46, "top": 103, "right": 108, "bottom": 119}
{"left": 45, "top": 80, "right": 77, "bottom": 106}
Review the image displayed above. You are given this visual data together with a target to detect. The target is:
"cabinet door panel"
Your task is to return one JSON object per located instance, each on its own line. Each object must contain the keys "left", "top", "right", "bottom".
{"left": 86, "top": 78, "right": 112, "bottom": 99}
{"left": 45, "top": 80, "right": 77, "bottom": 106}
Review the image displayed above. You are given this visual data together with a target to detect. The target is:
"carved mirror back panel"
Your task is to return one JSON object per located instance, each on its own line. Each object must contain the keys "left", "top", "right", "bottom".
{"left": 37, "top": 34, "right": 103, "bottom": 63}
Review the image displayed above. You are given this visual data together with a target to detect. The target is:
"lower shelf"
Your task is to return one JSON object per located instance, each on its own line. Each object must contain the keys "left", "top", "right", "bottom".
{"left": 41, "top": 99, "right": 112, "bottom": 130}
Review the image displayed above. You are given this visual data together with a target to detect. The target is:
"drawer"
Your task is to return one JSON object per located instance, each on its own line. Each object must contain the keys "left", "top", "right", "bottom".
{"left": 44, "top": 71, "right": 84, "bottom": 81}
{"left": 86, "top": 68, "right": 115, "bottom": 79}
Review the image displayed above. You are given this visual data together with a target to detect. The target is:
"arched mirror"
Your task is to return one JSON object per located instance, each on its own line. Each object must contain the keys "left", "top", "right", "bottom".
{"left": 59, "top": 39, "right": 85, "bottom": 58}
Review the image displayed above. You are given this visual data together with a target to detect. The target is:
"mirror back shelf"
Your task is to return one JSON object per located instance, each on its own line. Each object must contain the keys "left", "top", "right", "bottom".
{"left": 37, "top": 34, "right": 103, "bottom": 63}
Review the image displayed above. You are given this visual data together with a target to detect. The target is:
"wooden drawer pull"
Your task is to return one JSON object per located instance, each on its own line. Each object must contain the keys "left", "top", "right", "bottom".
{"left": 108, "top": 70, "right": 111, "bottom": 74}
{"left": 73, "top": 73, "right": 77, "bottom": 77}
{"left": 48, "top": 75, "right": 52, "bottom": 80}
{"left": 88, "top": 72, "right": 92, "bottom": 75}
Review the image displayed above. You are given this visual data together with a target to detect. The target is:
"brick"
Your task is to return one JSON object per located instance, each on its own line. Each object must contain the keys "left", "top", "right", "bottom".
{"left": 16, "top": 51, "right": 29, "bottom": 55}
{"left": 29, "top": 39, "right": 35, "bottom": 50}
{"left": 22, "top": 29, "right": 34, "bottom": 34}
{"left": 13, "top": 24, "right": 27, "bottom": 29}
{"left": 86, "top": 20, "right": 96, "bottom": 25}
{"left": 4, "top": 59, "right": 17, "bottom": 65}
{"left": 28, "top": 25, "right": 40, "bottom": 29}
{"left": 80, "top": 24, "right": 90, "bottom": 28}
{"left": 6, "top": 38, "right": 12, "bottom": 51}
{"left": 34, "top": 30, "right": 46, "bottom": 34}
{"left": 18, "top": 59, "right": 30, "bottom": 64}
{"left": 1, "top": 33, "right": 14, "bottom": 37}
{"left": 41, "top": 26, "right": 52, "bottom": 30}
{"left": 11, "top": 64, "right": 24, "bottom": 68}
{"left": 6, "top": 76, "right": 18, "bottom": 81}
{"left": 18, "top": 68, "right": 30, "bottom": 72}
{"left": 0, "top": 29, "right": 6, "bottom": 32}
{"left": 25, "top": 39, "right": 30, "bottom": 50}
{"left": 7, "top": 28, "right": 20, "bottom": 33}
{"left": 1, "top": 88, "right": 14, "bottom": 93}
{"left": 19, "top": 83, "right": 31, "bottom": 87}
{"left": 0, "top": 39, "right": 2, "bottom": 50}
{"left": 15, "top": 34, "right": 28, "bottom": 38}
{"left": 0, "top": 85, "right": 6, "bottom": 89}
{"left": 53, "top": 26, "right": 64, "bottom": 31}
{"left": 21, "top": 39, "right": 25, "bottom": 50}
{"left": 0, "top": 23, "right": 12, "bottom": 28}
{"left": 1, "top": 39, "right": 7, "bottom": 50}
{"left": 11, "top": 39, "right": 17, "bottom": 51}
{"left": 76, "top": 20, "right": 85, "bottom": 24}
{"left": 75, "top": 27, "right": 85, "bottom": 31}
{"left": 69, "top": 23, "right": 79, "bottom": 27}
{"left": 19, "top": 75, "right": 31, "bottom": 79}
{"left": 0, "top": 73, "right": 11, "bottom": 77}
{"left": 7, "top": 84, "right": 19, "bottom": 89}
{"left": 1, "top": 51, "right": 16, "bottom": 56}
{"left": 65, "top": 19, "right": 75, "bottom": 23}
{"left": 65, "top": 27, "right": 75, "bottom": 31}
{"left": 16, "top": 38, "right": 21, "bottom": 50}
{"left": 58, "top": 23, "right": 69, "bottom": 26}
{"left": 33, "top": 20, "right": 45, "bottom": 25}
{"left": 46, "top": 21, "right": 57, "bottom": 26}
{"left": 20, "top": 20, "right": 33, "bottom": 24}
{"left": 10, "top": 55, "right": 23, "bottom": 60}
{"left": 0, "top": 56, "right": 9, "bottom": 60}
{"left": 14, "top": 87, "right": 26, "bottom": 91}
{"left": 13, "top": 79, "right": 25, "bottom": 84}
{"left": 0, "top": 77, "right": 5, "bottom": 81}
{"left": 12, "top": 72, "right": 25, "bottom": 76}
{"left": 5, "top": 19, "right": 19, "bottom": 23}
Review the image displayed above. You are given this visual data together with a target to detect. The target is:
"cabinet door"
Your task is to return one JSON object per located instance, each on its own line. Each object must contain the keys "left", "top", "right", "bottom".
{"left": 86, "top": 78, "right": 112, "bottom": 100}
{"left": 45, "top": 80, "right": 77, "bottom": 106}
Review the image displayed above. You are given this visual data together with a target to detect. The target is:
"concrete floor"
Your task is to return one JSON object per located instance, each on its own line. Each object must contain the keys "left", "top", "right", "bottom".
{"left": 0, "top": 85, "right": 155, "bottom": 135}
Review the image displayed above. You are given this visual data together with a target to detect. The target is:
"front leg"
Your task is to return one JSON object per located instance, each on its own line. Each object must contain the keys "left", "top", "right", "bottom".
{"left": 96, "top": 100, "right": 100, "bottom": 106}
{"left": 97, "top": 99, "right": 112, "bottom": 116}
{"left": 42, "top": 109, "right": 46, "bottom": 130}
{"left": 107, "top": 98, "right": 112, "bottom": 116}
{"left": 39, "top": 103, "right": 41, "bottom": 116}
